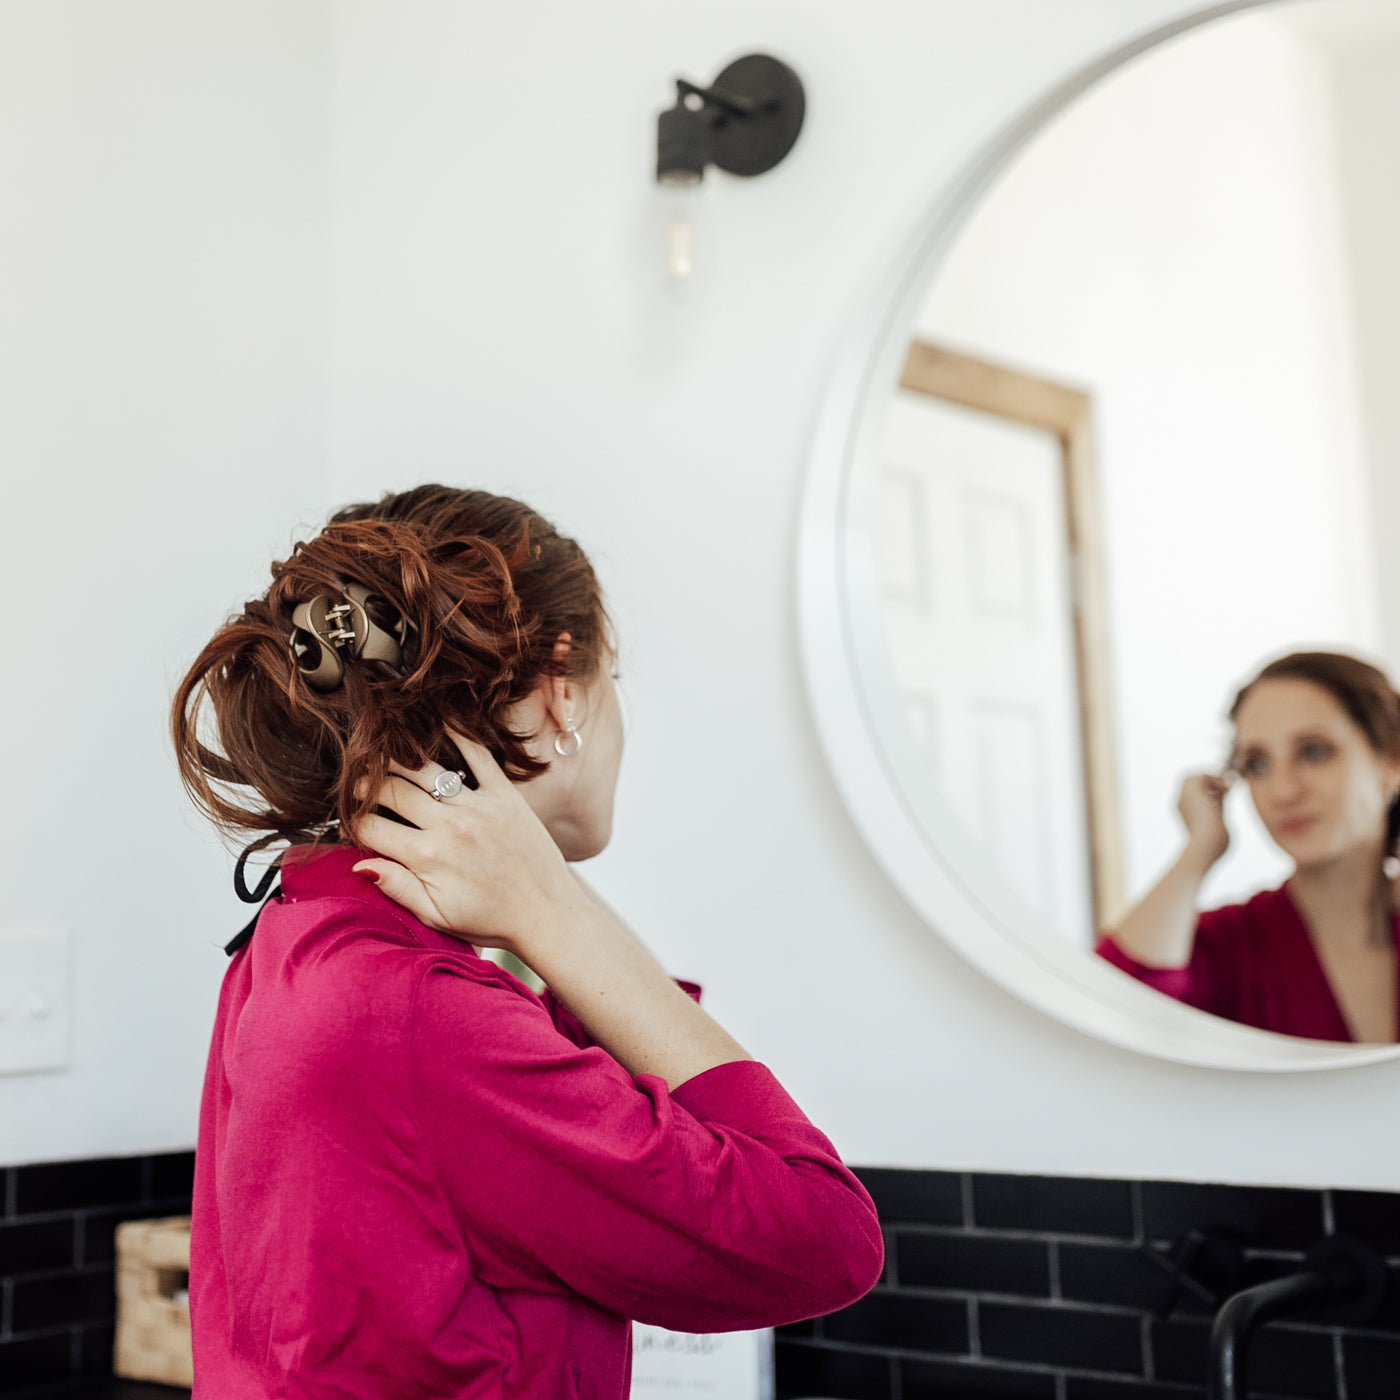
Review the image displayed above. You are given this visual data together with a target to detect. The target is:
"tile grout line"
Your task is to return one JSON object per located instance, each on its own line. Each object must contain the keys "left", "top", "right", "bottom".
{"left": 776, "top": 1335, "right": 1164, "bottom": 1385}
{"left": 1333, "top": 1328, "right": 1347, "bottom": 1400}
{"left": 889, "top": 1221, "right": 1152, "bottom": 1245}
{"left": 960, "top": 1173, "right": 975, "bottom": 1230}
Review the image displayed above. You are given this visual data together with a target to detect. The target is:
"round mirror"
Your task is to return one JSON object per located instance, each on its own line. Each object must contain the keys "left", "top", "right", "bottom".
{"left": 800, "top": 0, "right": 1400, "bottom": 1069}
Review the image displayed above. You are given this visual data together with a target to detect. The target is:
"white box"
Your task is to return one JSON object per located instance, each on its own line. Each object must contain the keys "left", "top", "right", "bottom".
{"left": 630, "top": 1324, "right": 773, "bottom": 1400}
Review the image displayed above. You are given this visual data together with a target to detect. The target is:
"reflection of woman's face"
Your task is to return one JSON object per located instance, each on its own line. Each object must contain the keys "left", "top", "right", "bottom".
{"left": 1232, "top": 679, "right": 1399, "bottom": 870}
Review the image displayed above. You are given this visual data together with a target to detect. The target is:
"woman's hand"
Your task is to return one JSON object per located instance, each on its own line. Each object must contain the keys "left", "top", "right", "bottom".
{"left": 351, "top": 733, "right": 588, "bottom": 958}
{"left": 1177, "top": 772, "right": 1231, "bottom": 870}
{"left": 353, "top": 734, "right": 752, "bottom": 1088}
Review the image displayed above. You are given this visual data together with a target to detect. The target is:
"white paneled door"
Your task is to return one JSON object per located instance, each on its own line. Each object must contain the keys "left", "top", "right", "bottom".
{"left": 878, "top": 389, "right": 1094, "bottom": 948}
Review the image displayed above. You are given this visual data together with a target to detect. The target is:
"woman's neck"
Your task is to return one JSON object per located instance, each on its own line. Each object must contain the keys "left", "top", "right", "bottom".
{"left": 1289, "top": 844, "right": 1391, "bottom": 949}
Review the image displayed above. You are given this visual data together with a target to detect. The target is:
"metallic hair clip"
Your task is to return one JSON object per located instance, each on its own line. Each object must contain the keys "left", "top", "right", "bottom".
{"left": 288, "top": 580, "right": 409, "bottom": 692}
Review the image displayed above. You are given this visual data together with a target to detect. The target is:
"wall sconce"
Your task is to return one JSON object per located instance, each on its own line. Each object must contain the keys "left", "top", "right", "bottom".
{"left": 655, "top": 53, "right": 806, "bottom": 279}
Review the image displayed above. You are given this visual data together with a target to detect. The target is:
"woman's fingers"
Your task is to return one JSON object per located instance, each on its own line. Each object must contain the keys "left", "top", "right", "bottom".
{"left": 350, "top": 855, "right": 454, "bottom": 933}
{"left": 445, "top": 731, "right": 508, "bottom": 792}
{"left": 375, "top": 772, "right": 443, "bottom": 825}
{"left": 356, "top": 810, "right": 431, "bottom": 867}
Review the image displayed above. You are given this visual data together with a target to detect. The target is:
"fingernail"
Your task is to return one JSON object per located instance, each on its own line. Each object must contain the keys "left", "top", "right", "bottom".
{"left": 354, "top": 868, "right": 380, "bottom": 885}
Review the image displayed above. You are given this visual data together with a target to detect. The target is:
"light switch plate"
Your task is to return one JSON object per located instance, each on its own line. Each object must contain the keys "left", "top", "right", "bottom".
{"left": 0, "top": 927, "right": 70, "bottom": 1074}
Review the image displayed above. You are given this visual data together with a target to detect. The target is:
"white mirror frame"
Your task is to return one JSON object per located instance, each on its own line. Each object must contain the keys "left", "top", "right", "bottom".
{"left": 797, "top": 0, "right": 1400, "bottom": 1071}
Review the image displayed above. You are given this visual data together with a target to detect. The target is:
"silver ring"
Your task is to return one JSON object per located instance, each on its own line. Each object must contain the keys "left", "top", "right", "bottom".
{"left": 430, "top": 770, "right": 466, "bottom": 801}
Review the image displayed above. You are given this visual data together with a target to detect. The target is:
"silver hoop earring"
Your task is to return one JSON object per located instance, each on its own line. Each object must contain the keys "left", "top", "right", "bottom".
{"left": 553, "top": 719, "right": 583, "bottom": 757}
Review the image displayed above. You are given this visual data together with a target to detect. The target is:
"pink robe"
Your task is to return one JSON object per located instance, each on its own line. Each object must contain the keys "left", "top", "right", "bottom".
{"left": 1096, "top": 884, "right": 1400, "bottom": 1041}
{"left": 191, "top": 844, "right": 882, "bottom": 1398}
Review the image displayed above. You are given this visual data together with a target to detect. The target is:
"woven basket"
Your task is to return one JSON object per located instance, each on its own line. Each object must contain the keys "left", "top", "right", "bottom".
{"left": 113, "top": 1215, "right": 193, "bottom": 1387}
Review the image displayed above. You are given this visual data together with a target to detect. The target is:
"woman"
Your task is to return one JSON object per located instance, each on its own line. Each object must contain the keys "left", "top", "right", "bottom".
{"left": 1096, "top": 651, "right": 1400, "bottom": 1043}
{"left": 172, "top": 484, "right": 883, "bottom": 1398}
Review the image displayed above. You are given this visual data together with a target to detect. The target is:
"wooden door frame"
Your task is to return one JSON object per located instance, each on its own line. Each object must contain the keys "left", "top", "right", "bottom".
{"left": 899, "top": 338, "right": 1123, "bottom": 929}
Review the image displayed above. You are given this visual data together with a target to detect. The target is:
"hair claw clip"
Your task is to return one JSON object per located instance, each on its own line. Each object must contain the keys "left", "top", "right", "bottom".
{"left": 288, "top": 581, "right": 409, "bottom": 692}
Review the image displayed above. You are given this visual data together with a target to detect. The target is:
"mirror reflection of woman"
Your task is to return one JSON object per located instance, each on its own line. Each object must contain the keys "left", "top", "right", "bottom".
{"left": 1096, "top": 653, "right": 1400, "bottom": 1043}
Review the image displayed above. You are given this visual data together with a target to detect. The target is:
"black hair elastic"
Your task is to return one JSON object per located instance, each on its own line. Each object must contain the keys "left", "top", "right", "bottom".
{"left": 227, "top": 836, "right": 283, "bottom": 956}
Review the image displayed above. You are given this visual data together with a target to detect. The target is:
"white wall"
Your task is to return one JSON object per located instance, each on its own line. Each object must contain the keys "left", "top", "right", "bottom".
{"left": 911, "top": 11, "right": 1383, "bottom": 917}
{"left": 0, "top": 0, "right": 333, "bottom": 1162}
{"left": 13, "top": 0, "right": 1400, "bottom": 1193}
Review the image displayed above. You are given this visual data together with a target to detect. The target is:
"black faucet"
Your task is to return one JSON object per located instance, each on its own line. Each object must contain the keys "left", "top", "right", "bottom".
{"left": 1209, "top": 1235, "right": 1385, "bottom": 1400}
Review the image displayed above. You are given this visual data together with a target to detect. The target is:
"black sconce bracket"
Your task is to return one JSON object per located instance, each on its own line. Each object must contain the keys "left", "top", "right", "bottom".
{"left": 657, "top": 53, "right": 805, "bottom": 184}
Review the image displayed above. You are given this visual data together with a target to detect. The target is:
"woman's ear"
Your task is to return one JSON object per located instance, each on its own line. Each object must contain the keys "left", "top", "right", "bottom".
{"left": 1382, "top": 753, "right": 1400, "bottom": 804}
{"left": 539, "top": 633, "right": 575, "bottom": 733}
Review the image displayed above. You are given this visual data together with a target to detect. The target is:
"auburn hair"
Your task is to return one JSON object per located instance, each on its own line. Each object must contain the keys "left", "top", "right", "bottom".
{"left": 172, "top": 484, "right": 610, "bottom": 848}
{"left": 1229, "top": 650, "right": 1400, "bottom": 853}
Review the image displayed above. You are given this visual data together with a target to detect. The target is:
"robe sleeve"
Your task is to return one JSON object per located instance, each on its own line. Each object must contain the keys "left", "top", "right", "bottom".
{"left": 1095, "top": 906, "right": 1243, "bottom": 1020}
{"left": 409, "top": 961, "right": 883, "bottom": 1332}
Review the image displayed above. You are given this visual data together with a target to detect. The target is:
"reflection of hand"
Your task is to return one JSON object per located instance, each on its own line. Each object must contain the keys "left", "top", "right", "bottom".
{"left": 1177, "top": 772, "right": 1230, "bottom": 869}
{"left": 351, "top": 733, "right": 588, "bottom": 960}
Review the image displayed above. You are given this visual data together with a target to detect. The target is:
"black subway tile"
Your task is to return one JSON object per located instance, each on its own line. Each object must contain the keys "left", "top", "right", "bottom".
{"left": 901, "top": 1355, "right": 1052, "bottom": 1400}
{"left": 774, "top": 1340, "right": 893, "bottom": 1400}
{"left": 1355, "top": 1266, "right": 1400, "bottom": 1334}
{"left": 1140, "top": 1182, "right": 1322, "bottom": 1252}
{"left": 853, "top": 1168, "right": 963, "bottom": 1226}
{"left": 11, "top": 1267, "right": 116, "bottom": 1332}
{"left": 898, "top": 1229, "right": 1050, "bottom": 1297}
{"left": 1332, "top": 1191, "right": 1400, "bottom": 1258}
{"left": 1152, "top": 1319, "right": 1210, "bottom": 1386}
{"left": 1343, "top": 1333, "right": 1400, "bottom": 1400}
{"left": 980, "top": 1301, "right": 1142, "bottom": 1375}
{"left": 77, "top": 1322, "right": 116, "bottom": 1376}
{"left": 972, "top": 1175, "right": 1135, "bottom": 1239}
{"left": 0, "top": 1218, "right": 75, "bottom": 1277}
{"left": 1060, "top": 1241, "right": 1175, "bottom": 1313}
{"left": 823, "top": 1288, "right": 969, "bottom": 1355}
{"left": 902, "top": 1356, "right": 1058, "bottom": 1399}
{"left": 14, "top": 1157, "right": 144, "bottom": 1215}
{"left": 0, "top": 1332, "right": 72, "bottom": 1392}
{"left": 150, "top": 1152, "right": 196, "bottom": 1204}
{"left": 1249, "top": 1325, "right": 1343, "bottom": 1399}
{"left": 774, "top": 1317, "right": 816, "bottom": 1339}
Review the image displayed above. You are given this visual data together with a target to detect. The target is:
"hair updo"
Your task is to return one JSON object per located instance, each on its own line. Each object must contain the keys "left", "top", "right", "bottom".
{"left": 172, "top": 484, "right": 611, "bottom": 847}
{"left": 1228, "top": 650, "right": 1400, "bottom": 855}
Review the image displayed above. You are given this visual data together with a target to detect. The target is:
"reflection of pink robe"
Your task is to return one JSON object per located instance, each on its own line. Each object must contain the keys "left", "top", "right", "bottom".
{"left": 1096, "top": 885, "right": 1400, "bottom": 1042}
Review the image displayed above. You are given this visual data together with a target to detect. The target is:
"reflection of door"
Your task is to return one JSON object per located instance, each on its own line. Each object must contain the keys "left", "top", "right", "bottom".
{"left": 877, "top": 340, "right": 1121, "bottom": 942}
